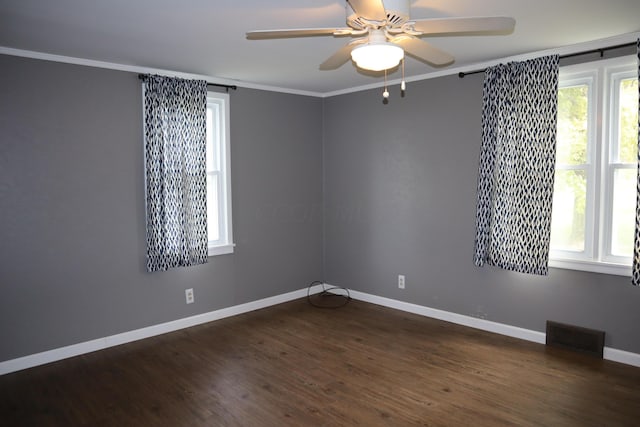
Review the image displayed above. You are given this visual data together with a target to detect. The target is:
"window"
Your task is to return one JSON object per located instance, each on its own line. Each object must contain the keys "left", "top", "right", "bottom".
{"left": 549, "top": 56, "right": 638, "bottom": 276}
{"left": 206, "top": 92, "right": 234, "bottom": 256}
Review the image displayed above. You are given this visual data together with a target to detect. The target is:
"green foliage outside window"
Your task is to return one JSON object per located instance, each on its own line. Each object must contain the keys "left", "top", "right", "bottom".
{"left": 618, "top": 79, "right": 638, "bottom": 163}
{"left": 556, "top": 85, "right": 588, "bottom": 165}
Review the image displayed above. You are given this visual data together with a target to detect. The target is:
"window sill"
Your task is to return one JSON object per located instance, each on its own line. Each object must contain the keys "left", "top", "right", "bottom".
{"left": 208, "top": 243, "right": 235, "bottom": 257}
{"left": 548, "top": 258, "right": 631, "bottom": 277}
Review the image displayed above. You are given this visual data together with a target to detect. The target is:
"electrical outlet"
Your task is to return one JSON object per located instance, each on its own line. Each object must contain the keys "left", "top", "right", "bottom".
{"left": 398, "top": 275, "right": 405, "bottom": 289}
{"left": 185, "top": 288, "right": 194, "bottom": 304}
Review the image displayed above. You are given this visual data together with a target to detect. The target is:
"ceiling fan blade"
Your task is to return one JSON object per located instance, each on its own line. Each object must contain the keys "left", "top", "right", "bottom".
{"left": 394, "top": 36, "right": 454, "bottom": 66}
{"left": 411, "top": 17, "right": 515, "bottom": 35}
{"left": 246, "top": 28, "right": 347, "bottom": 40}
{"left": 319, "top": 39, "right": 366, "bottom": 70}
{"left": 347, "top": 0, "right": 387, "bottom": 22}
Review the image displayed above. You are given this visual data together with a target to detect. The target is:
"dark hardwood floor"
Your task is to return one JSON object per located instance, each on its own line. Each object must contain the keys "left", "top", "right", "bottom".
{"left": 1, "top": 296, "right": 639, "bottom": 426}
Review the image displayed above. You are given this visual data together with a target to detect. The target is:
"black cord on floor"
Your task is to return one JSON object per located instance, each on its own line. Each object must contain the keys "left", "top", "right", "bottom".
{"left": 307, "top": 280, "right": 351, "bottom": 309}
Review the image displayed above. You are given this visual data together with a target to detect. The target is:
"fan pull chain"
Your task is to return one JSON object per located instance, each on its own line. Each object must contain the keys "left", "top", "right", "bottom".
{"left": 383, "top": 69, "right": 389, "bottom": 99}
{"left": 401, "top": 58, "right": 406, "bottom": 94}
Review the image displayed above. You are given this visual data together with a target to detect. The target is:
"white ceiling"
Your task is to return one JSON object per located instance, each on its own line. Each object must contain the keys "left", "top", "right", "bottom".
{"left": 1, "top": 0, "right": 639, "bottom": 95}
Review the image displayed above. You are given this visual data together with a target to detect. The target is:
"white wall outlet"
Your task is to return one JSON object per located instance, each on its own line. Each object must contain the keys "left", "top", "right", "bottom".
{"left": 185, "top": 288, "right": 194, "bottom": 304}
{"left": 398, "top": 275, "right": 405, "bottom": 289}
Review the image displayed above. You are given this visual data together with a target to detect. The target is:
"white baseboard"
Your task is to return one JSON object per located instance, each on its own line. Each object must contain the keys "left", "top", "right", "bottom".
{"left": 0, "top": 284, "right": 325, "bottom": 375}
{"left": 603, "top": 347, "right": 640, "bottom": 367}
{"left": 348, "top": 290, "right": 640, "bottom": 368}
{"left": 348, "top": 291, "right": 546, "bottom": 344}
{"left": 2, "top": 285, "right": 639, "bottom": 375}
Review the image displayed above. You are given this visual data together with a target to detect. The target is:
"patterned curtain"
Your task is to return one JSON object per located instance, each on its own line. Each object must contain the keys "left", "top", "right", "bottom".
{"left": 142, "top": 75, "right": 208, "bottom": 272}
{"left": 632, "top": 40, "right": 640, "bottom": 286}
{"left": 474, "top": 55, "right": 559, "bottom": 275}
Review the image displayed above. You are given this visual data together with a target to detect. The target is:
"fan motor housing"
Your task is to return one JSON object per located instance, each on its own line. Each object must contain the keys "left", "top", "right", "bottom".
{"left": 346, "top": 0, "right": 410, "bottom": 29}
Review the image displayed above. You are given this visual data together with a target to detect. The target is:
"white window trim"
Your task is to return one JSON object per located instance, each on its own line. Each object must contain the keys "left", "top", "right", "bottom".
{"left": 548, "top": 259, "right": 632, "bottom": 277}
{"left": 207, "top": 91, "right": 234, "bottom": 256}
{"left": 549, "top": 55, "right": 637, "bottom": 276}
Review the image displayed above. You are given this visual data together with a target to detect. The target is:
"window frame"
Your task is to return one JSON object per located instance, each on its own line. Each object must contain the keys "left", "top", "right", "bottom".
{"left": 206, "top": 91, "right": 234, "bottom": 256}
{"left": 549, "top": 55, "right": 637, "bottom": 276}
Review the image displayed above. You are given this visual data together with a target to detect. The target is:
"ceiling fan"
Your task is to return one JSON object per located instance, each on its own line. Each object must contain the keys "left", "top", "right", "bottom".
{"left": 246, "top": 0, "right": 516, "bottom": 73}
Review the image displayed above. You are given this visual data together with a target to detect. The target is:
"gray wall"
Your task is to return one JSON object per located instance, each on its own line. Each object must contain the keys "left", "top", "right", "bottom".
{"left": 0, "top": 55, "right": 323, "bottom": 361}
{"left": 2, "top": 49, "right": 639, "bottom": 363}
{"left": 323, "top": 73, "right": 640, "bottom": 354}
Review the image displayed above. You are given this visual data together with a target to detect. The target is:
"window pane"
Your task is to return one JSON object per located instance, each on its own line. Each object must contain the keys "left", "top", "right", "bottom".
{"left": 611, "top": 168, "right": 637, "bottom": 256}
{"left": 206, "top": 108, "right": 214, "bottom": 172}
{"left": 556, "top": 85, "right": 589, "bottom": 165}
{"left": 550, "top": 169, "right": 587, "bottom": 252}
{"left": 617, "top": 78, "right": 639, "bottom": 163}
{"left": 207, "top": 173, "right": 220, "bottom": 242}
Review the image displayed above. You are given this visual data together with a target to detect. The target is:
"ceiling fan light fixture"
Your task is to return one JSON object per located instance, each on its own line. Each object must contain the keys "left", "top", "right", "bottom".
{"left": 351, "top": 42, "right": 404, "bottom": 71}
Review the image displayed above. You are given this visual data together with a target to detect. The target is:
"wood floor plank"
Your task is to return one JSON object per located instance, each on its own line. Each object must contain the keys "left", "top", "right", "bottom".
{"left": 1, "top": 298, "right": 639, "bottom": 426}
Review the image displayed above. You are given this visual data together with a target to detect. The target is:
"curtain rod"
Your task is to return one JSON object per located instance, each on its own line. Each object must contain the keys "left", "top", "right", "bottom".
{"left": 458, "top": 41, "right": 636, "bottom": 78}
{"left": 138, "top": 74, "right": 237, "bottom": 92}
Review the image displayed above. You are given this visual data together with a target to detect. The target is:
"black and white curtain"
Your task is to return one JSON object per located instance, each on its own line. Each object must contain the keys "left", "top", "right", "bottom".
{"left": 142, "top": 75, "right": 208, "bottom": 272}
{"left": 632, "top": 40, "right": 640, "bottom": 286}
{"left": 474, "top": 55, "right": 560, "bottom": 275}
